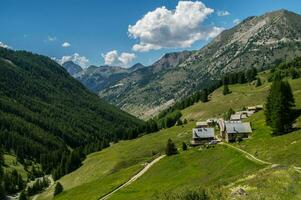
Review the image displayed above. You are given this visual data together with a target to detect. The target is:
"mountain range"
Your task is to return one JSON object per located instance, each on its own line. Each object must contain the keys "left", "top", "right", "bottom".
{"left": 64, "top": 9, "right": 301, "bottom": 119}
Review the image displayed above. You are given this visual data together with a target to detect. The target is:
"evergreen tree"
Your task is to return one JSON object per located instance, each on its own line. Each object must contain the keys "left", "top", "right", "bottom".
{"left": 223, "top": 84, "right": 230, "bottom": 95}
{"left": 182, "top": 142, "right": 188, "bottom": 151}
{"left": 265, "top": 78, "right": 295, "bottom": 135}
{"left": 255, "top": 77, "right": 262, "bottom": 87}
{"left": 0, "top": 149, "right": 3, "bottom": 178}
{"left": 165, "top": 139, "right": 178, "bottom": 156}
{"left": 0, "top": 186, "right": 5, "bottom": 200}
{"left": 200, "top": 89, "right": 208, "bottom": 102}
{"left": 176, "top": 119, "right": 183, "bottom": 126}
{"left": 54, "top": 182, "right": 63, "bottom": 196}
{"left": 289, "top": 68, "right": 300, "bottom": 79}
{"left": 0, "top": 149, "right": 4, "bottom": 200}
{"left": 225, "top": 108, "right": 235, "bottom": 120}
{"left": 19, "top": 191, "right": 28, "bottom": 200}
{"left": 245, "top": 67, "right": 257, "bottom": 82}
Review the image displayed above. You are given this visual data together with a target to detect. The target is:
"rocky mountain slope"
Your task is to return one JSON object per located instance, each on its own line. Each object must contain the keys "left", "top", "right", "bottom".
{"left": 98, "top": 9, "right": 301, "bottom": 119}
{"left": 62, "top": 61, "right": 82, "bottom": 76}
{"left": 69, "top": 63, "right": 146, "bottom": 93}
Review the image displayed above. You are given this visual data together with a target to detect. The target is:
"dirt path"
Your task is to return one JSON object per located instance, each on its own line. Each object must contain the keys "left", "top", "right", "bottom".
{"left": 220, "top": 142, "right": 272, "bottom": 165}
{"left": 99, "top": 155, "right": 166, "bottom": 200}
{"left": 220, "top": 142, "right": 301, "bottom": 174}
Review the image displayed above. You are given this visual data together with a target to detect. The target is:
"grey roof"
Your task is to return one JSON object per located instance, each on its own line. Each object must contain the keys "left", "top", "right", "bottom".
{"left": 225, "top": 122, "right": 252, "bottom": 134}
{"left": 192, "top": 128, "right": 215, "bottom": 139}
{"left": 196, "top": 121, "right": 208, "bottom": 127}
{"left": 230, "top": 114, "right": 242, "bottom": 121}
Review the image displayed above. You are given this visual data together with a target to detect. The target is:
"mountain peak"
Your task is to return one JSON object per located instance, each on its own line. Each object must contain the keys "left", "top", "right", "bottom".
{"left": 62, "top": 61, "right": 83, "bottom": 76}
{"left": 129, "top": 63, "right": 145, "bottom": 72}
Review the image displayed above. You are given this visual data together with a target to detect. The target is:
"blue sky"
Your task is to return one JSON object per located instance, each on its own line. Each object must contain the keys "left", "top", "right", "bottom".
{"left": 0, "top": 0, "right": 300, "bottom": 68}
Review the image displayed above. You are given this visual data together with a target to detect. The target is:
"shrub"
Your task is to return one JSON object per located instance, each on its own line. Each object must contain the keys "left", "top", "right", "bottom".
{"left": 165, "top": 139, "right": 178, "bottom": 156}
{"left": 54, "top": 182, "right": 63, "bottom": 196}
{"left": 182, "top": 142, "right": 188, "bottom": 151}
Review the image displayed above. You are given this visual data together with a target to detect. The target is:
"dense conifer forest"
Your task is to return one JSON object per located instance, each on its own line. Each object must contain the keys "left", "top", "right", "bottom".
{"left": 0, "top": 47, "right": 144, "bottom": 183}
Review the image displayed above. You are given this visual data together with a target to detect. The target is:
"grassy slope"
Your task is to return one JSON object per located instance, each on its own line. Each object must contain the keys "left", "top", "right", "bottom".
{"left": 223, "top": 166, "right": 301, "bottom": 200}
{"left": 181, "top": 71, "right": 271, "bottom": 120}
{"left": 38, "top": 123, "right": 195, "bottom": 200}
{"left": 39, "top": 74, "right": 301, "bottom": 200}
{"left": 110, "top": 146, "right": 262, "bottom": 200}
{"left": 233, "top": 78, "right": 301, "bottom": 166}
{"left": 109, "top": 76, "right": 301, "bottom": 200}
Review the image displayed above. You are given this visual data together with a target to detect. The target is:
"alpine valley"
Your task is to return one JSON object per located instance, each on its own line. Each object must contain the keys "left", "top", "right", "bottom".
{"left": 1, "top": 4, "right": 301, "bottom": 200}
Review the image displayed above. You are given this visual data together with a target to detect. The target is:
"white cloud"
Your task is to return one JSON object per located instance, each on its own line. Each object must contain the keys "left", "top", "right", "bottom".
{"left": 48, "top": 36, "right": 57, "bottom": 42}
{"left": 217, "top": 10, "right": 230, "bottom": 16}
{"left": 53, "top": 53, "right": 89, "bottom": 68}
{"left": 128, "top": 1, "right": 223, "bottom": 52}
{"left": 102, "top": 50, "right": 136, "bottom": 66}
{"left": 233, "top": 19, "right": 241, "bottom": 25}
{"left": 0, "top": 42, "right": 12, "bottom": 49}
{"left": 118, "top": 53, "right": 136, "bottom": 66}
{"left": 62, "top": 42, "right": 71, "bottom": 48}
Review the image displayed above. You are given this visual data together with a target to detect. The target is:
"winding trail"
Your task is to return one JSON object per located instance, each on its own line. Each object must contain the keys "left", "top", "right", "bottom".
{"left": 220, "top": 142, "right": 272, "bottom": 165}
{"left": 99, "top": 155, "right": 166, "bottom": 200}
{"left": 220, "top": 142, "right": 301, "bottom": 174}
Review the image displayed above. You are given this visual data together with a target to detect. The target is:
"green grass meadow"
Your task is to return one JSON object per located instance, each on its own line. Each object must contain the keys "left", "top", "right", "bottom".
{"left": 38, "top": 75, "right": 301, "bottom": 200}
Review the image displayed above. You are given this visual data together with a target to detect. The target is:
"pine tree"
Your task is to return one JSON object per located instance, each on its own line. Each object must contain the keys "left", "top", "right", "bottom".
{"left": 19, "top": 191, "right": 28, "bottom": 200}
{"left": 165, "top": 139, "right": 178, "bottom": 156}
{"left": 200, "top": 89, "right": 208, "bottom": 102}
{"left": 255, "top": 77, "right": 262, "bottom": 87}
{"left": 182, "top": 142, "right": 188, "bottom": 151}
{"left": 176, "top": 119, "right": 183, "bottom": 126}
{"left": 223, "top": 84, "right": 230, "bottom": 95}
{"left": 54, "top": 182, "right": 63, "bottom": 196}
{"left": 0, "top": 185, "right": 5, "bottom": 200}
{"left": 225, "top": 108, "right": 235, "bottom": 120}
{"left": 0, "top": 149, "right": 3, "bottom": 178}
{"left": 0, "top": 150, "right": 4, "bottom": 200}
{"left": 265, "top": 77, "right": 295, "bottom": 135}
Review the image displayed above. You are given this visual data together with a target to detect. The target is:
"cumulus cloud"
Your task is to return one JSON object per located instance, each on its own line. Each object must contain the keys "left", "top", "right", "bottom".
{"left": 217, "top": 10, "right": 230, "bottom": 16}
{"left": 53, "top": 53, "right": 89, "bottom": 68}
{"left": 128, "top": 1, "right": 223, "bottom": 52}
{"left": 0, "top": 42, "right": 11, "bottom": 49}
{"left": 102, "top": 50, "right": 136, "bottom": 66}
{"left": 62, "top": 42, "right": 71, "bottom": 48}
{"left": 233, "top": 19, "right": 241, "bottom": 25}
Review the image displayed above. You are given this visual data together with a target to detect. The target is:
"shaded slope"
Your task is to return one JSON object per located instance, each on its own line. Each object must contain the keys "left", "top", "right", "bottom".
{"left": 0, "top": 47, "right": 143, "bottom": 171}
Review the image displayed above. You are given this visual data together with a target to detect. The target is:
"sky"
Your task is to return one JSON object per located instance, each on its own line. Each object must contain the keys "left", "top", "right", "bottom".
{"left": 0, "top": 0, "right": 301, "bottom": 68}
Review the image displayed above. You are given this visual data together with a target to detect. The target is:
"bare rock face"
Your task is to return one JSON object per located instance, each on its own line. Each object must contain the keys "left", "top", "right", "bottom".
{"left": 62, "top": 61, "right": 82, "bottom": 76}
{"left": 83, "top": 10, "right": 301, "bottom": 119}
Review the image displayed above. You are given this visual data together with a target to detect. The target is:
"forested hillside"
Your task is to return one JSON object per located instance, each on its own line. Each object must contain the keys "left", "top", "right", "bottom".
{"left": 0, "top": 47, "right": 144, "bottom": 181}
